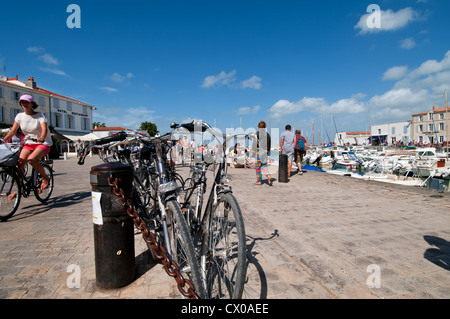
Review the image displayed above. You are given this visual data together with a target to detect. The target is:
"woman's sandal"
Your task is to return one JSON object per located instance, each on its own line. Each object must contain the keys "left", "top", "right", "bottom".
{"left": 268, "top": 179, "right": 273, "bottom": 186}
{"left": 40, "top": 178, "right": 50, "bottom": 191}
{"left": 8, "top": 192, "right": 17, "bottom": 200}
{"left": 254, "top": 181, "right": 262, "bottom": 185}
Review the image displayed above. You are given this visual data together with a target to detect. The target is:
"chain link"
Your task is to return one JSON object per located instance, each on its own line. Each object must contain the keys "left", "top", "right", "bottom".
{"left": 107, "top": 175, "right": 200, "bottom": 299}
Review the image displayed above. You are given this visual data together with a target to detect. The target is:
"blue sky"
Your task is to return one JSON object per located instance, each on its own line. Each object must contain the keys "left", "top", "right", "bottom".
{"left": 1, "top": 0, "right": 449, "bottom": 143}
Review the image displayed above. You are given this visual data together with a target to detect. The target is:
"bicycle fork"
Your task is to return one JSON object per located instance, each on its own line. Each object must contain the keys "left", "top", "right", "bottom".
{"left": 157, "top": 195, "right": 173, "bottom": 260}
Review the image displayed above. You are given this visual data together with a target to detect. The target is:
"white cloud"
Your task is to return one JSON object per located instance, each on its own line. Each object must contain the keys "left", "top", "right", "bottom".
{"left": 355, "top": 7, "right": 420, "bottom": 35}
{"left": 240, "top": 76, "right": 262, "bottom": 89}
{"left": 383, "top": 66, "right": 409, "bottom": 80}
{"left": 39, "top": 67, "right": 67, "bottom": 76}
{"left": 330, "top": 99, "right": 366, "bottom": 114}
{"left": 27, "top": 47, "right": 67, "bottom": 76}
{"left": 369, "top": 88, "right": 429, "bottom": 109}
{"left": 270, "top": 97, "right": 365, "bottom": 119}
{"left": 38, "top": 53, "right": 59, "bottom": 66}
{"left": 27, "top": 47, "right": 45, "bottom": 53}
{"left": 235, "top": 105, "right": 261, "bottom": 115}
{"left": 371, "top": 50, "right": 450, "bottom": 122}
{"left": 399, "top": 37, "right": 416, "bottom": 50}
{"left": 409, "top": 51, "right": 450, "bottom": 77}
{"left": 110, "top": 72, "right": 135, "bottom": 83}
{"left": 201, "top": 70, "right": 262, "bottom": 89}
{"left": 201, "top": 70, "right": 237, "bottom": 88}
{"left": 271, "top": 51, "right": 450, "bottom": 127}
{"left": 94, "top": 106, "right": 159, "bottom": 130}
{"left": 100, "top": 87, "right": 118, "bottom": 93}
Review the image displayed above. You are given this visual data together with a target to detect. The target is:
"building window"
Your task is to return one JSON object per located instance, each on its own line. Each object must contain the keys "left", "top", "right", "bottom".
{"left": 67, "top": 115, "right": 74, "bottom": 129}
{"left": 67, "top": 101, "right": 72, "bottom": 111}
{"left": 392, "top": 127, "right": 395, "bottom": 134}
{"left": 439, "top": 123, "right": 445, "bottom": 131}
{"left": 53, "top": 98, "right": 60, "bottom": 109}
{"left": 378, "top": 129, "right": 381, "bottom": 135}
{"left": 439, "top": 113, "right": 445, "bottom": 120}
{"left": 419, "top": 116, "right": 424, "bottom": 122}
{"left": 11, "top": 91, "right": 20, "bottom": 101}
{"left": 55, "top": 113, "right": 62, "bottom": 127}
{"left": 440, "top": 136, "right": 445, "bottom": 143}
{"left": 429, "top": 124, "right": 434, "bottom": 132}
{"left": 404, "top": 126, "right": 408, "bottom": 134}
{"left": 82, "top": 118, "right": 89, "bottom": 130}
{"left": 0, "top": 87, "right": 3, "bottom": 98}
{"left": 429, "top": 113, "right": 433, "bottom": 121}
{"left": 39, "top": 96, "right": 46, "bottom": 106}
{"left": 419, "top": 125, "right": 423, "bottom": 132}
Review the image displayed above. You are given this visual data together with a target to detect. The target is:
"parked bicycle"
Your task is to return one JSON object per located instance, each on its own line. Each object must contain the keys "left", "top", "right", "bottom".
{"left": 78, "top": 131, "right": 206, "bottom": 299}
{"left": 0, "top": 138, "right": 54, "bottom": 222}
{"left": 173, "top": 121, "right": 247, "bottom": 299}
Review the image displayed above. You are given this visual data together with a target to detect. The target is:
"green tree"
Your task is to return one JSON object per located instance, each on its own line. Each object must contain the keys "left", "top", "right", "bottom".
{"left": 92, "top": 122, "right": 106, "bottom": 129}
{"left": 139, "top": 121, "right": 159, "bottom": 136}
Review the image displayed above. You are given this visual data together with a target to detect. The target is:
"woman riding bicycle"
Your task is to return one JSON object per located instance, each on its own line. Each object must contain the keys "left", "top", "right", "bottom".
{"left": 2, "top": 94, "right": 52, "bottom": 192}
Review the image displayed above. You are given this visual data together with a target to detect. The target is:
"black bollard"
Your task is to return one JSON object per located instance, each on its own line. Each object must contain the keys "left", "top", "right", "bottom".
{"left": 90, "top": 162, "right": 136, "bottom": 289}
{"left": 279, "top": 154, "right": 289, "bottom": 183}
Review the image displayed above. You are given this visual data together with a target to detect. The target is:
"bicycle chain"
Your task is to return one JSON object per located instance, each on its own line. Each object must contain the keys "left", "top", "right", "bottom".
{"left": 107, "top": 175, "right": 200, "bottom": 299}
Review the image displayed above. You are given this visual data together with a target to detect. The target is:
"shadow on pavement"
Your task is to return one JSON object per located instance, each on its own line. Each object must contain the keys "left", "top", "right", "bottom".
{"left": 424, "top": 235, "right": 450, "bottom": 271}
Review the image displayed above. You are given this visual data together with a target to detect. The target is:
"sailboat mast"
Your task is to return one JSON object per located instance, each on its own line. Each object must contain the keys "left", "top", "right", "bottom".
{"left": 446, "top": 89, "right": 448, "bottom": 157}
{"left": 312, "top": 121, "right": 315, "bottom": 146}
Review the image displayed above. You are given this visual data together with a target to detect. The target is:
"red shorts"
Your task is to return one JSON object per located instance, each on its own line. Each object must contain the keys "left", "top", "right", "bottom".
{"left": 23, "top": 143, "right": 52, "bottom": 155}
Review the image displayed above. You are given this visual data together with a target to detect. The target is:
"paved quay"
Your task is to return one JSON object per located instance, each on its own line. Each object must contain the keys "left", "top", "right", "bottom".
{"left": 0, "top": 155, "right": 449, "bottom": 299}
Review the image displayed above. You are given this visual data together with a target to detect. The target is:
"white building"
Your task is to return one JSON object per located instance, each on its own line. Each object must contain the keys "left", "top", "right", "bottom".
{"left": 370, "top": 120, "right": 411, "bottom": 146}
{"left": 411, "top": 105, "right": 449, "bottom": 145}
{"left": 334, "top": 131, "right": 370, "bottom": 146}
{"left": 0, "top": 75, "right": 94, "bottom": 138}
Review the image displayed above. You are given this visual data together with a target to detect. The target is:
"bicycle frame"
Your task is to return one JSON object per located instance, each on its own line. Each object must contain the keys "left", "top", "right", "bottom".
{"left": 0, "top": 138, "right": 49, "bottom": 197}
{"left": 178, "top": 123, "right": 233, "bottom": 225}
{"left": 79, "top": 132, "right": 180, "bottom": 258}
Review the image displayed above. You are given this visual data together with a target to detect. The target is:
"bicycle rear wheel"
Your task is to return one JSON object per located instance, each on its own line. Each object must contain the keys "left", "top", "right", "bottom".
{"left": 0, "top": 170, "right": 21, "bottom": 222}
{"left": 165, "top": 199, "right": 206, "bottom": 299}
{"left": 201, "top": 192, "right": 247, "bottom": 299}
{"left": 33, "top": 164, "right": 54, "bottom": 203}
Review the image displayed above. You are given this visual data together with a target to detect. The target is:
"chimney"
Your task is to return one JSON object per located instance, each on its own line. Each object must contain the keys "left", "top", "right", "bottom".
{"left": 26, "top": 77, "right": 37, "bottom": 89}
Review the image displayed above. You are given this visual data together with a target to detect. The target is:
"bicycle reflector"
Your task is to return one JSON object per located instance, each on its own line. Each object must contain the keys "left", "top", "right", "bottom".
{"left": 158, "top": 181, "right": 177, "bottom": 194}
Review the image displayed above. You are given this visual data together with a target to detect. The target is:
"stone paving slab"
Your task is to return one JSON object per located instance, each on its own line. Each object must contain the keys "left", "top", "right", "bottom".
{"left": 0, "top": 156, "right": 449, "bottom": 299}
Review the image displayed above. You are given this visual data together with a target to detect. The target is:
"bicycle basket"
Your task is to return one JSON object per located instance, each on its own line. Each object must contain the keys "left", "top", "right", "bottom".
{"left": 0, "top": 144, "right": 20, "bottom": 166}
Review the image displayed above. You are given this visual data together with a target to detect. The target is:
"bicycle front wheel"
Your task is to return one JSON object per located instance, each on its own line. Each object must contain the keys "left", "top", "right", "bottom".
{"left": 165, "top": 199, "right": 206, "bottom": 299}
{"left": 201, "top": 192, "right": 247, "bottom": 299}
{"left": 0, "top": 170, "right": 21, "bottom": 222}
{"left": 33, "top": 164, "right": 54, "bottom": 203}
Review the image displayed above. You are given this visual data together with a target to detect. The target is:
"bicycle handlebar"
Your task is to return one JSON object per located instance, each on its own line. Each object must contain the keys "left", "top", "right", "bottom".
{"left": 92, "top": 131, "right": 127, "bottom": 145}
{"left": 77, "top": 130, "right": 176, "bottom": 165}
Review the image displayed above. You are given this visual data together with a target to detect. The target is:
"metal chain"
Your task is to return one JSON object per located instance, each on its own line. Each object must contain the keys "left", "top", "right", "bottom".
{"left": 107, "top": 175, "right": 200, "bottom": 299}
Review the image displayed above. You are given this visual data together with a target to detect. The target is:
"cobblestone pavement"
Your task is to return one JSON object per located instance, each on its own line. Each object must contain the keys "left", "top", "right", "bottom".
{"left": 0, "top": 156, "right": 449, "bottom": 299}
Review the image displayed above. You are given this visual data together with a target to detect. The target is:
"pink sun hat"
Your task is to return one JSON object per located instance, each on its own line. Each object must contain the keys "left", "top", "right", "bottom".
{"left": 19, "top": 94, "right": 38, "bottom": 108}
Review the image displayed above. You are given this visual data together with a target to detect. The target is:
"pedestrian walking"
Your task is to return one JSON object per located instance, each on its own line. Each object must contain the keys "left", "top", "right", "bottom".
{"left": 280, "top": 125, "right": 296, "bottom": 178}
{"left": 294, "top": 129, "right": 307, "bottom": 175}
{"left": 252, "top": 121, "right": 272, "bottom": 186}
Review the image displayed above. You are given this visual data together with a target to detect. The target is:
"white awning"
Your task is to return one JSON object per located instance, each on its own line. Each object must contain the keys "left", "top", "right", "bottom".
{"left": 63, "top": 133, "right": 99, "bottom": 141}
